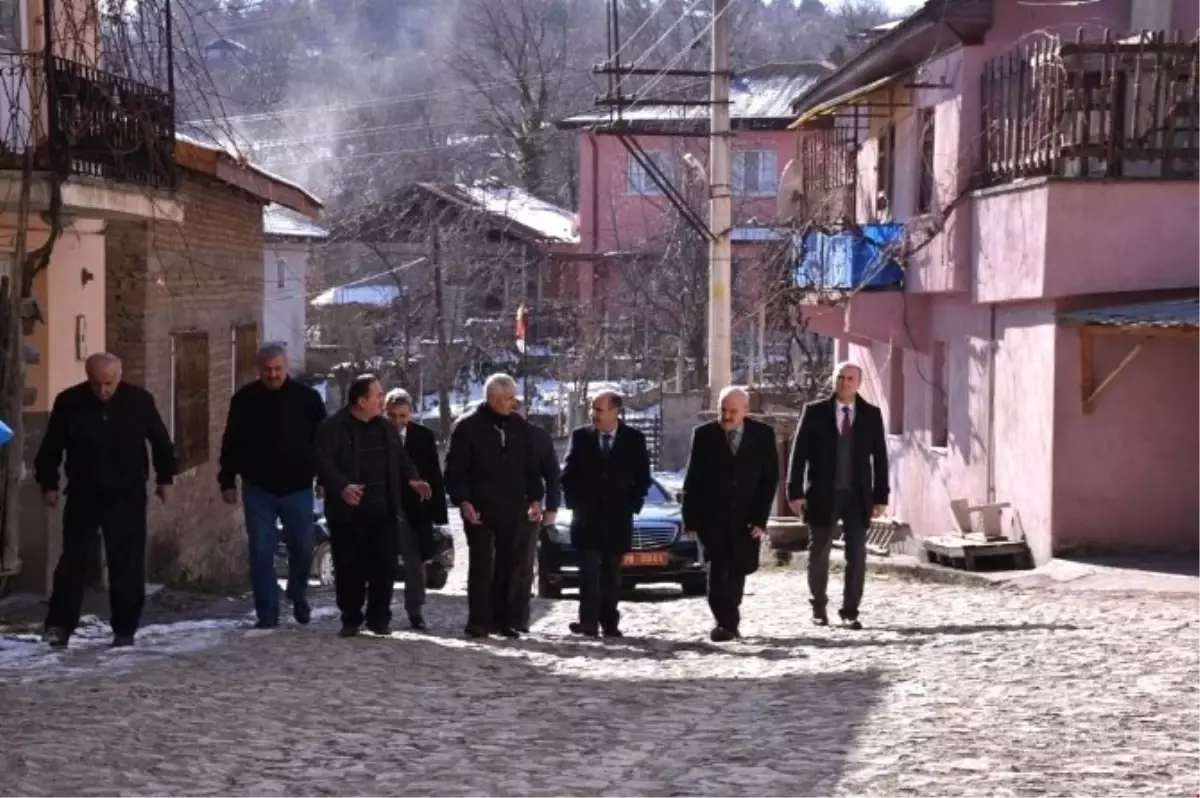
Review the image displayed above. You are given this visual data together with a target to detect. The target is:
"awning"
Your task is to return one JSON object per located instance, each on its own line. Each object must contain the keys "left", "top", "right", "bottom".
{"left": 788, "top": 69, "right": 912, "bottom": 130}
{"left": 1058, "top": 298, "right": 1199, "bottom": 333}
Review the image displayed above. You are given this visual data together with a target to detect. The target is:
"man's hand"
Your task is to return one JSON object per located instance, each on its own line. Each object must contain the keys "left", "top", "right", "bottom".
{"left": 788, "top": 498, "right": 806, "bottom": 516}
{"left": 749, "top": 525, "right": 766, "bottom": 541}
{"left": 155, "top": 484, "right": 171, "bottom": 503}
{"left": 220, "top": 488, "right": 238, "bottom": 506}
{"left": 682, "top": 529, "right": 698, "bottom": 541}
{"left": 341, "top": 484, "right": 365, "bottom": 507}
{"left": 527, "top": 502, "right": 543, "bottom": 523}
{"left": 42, "top": 490, "right": 59, "bottom": 509}
{"left": 460, "top": 501, "right": 481, "bottom": 525}
{"left": 408, "top": 480, "right": 432, "bottom": 501}
{"left": 541, "top": 510, "right": 557, "bottom": 527}
{"left": 871, "top": 504, "right": 887, "bottom": 519}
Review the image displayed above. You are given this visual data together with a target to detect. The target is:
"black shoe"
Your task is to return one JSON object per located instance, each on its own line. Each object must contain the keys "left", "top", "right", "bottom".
{"left": 110, "top": 634, "right": 135, "bottom": 648}
{"left": 838, "top": 609, "right": 862, "bottom": 630}
{"left": 366, "top": 624, "right": 392, "bottom": 637}
{"left": 497, "top": 627, "right": 521, "bottom": 639}
{"left": 569, "top": 622, "right": 599, "bottom": 638}
{"left": 339, "top": 625, "right": 360, "bottom": 638}
{"left": 464, "top": 624, "right": 489, "bottom": 639}
{"left": 602, "top": 627, "right": 624, "bottom": 639}
{"left": 409, "top": 614, "right": 427, "bottom": 631}
{"left": 254, "top": 617, "right": 279, "bottom": 630}
{"left": 293, "top": 600, "right": 311, "bottom": 625}
{"left": 811, "top": 601, "right": 829, "bottom": 626}
{"left": 43, "top": 626, "right": 69, "bottom": 650}
{"left": 710, "top": 627, "right": 736, "bottom": 643}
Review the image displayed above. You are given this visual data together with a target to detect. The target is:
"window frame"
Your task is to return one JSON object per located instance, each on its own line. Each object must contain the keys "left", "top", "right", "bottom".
{"left": 732, "top": 148, "right": 779, "bottom": 197}
{"left": 626, "top": 150, "right": 671, "bottom": 196}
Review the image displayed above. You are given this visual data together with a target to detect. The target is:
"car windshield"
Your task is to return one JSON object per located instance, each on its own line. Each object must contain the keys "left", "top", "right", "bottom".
{"left": 645, "top": 480, "right": 673, "bottom": 505}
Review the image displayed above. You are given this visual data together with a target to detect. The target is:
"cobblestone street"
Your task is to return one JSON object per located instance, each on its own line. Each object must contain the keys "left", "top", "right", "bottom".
{"left": 1, "top": 546, "right": 1196, "bottom": 797}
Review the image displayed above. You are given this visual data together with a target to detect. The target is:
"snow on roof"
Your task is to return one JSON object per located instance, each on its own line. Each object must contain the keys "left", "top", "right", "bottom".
{"left": 458, "top": 184, "right": 579, "bottom": 244}
{"left": 175, "top": 125, "right": 324, "bottom": 214}
{"left": 309, "top": 282, "right": 401, "bottom": 308}
{"left": 558, "top": 63, "right": 831, "bottom": 128}
{"left": 264, "top": 204, "right": 329, "bottom": 240}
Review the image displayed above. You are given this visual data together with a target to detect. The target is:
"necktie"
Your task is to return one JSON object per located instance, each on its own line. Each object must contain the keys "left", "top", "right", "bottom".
{"left": 727, "top": 428, "right": 739, "bottom": 454}
{"left": 602, "top": 433, "right": 612, "bottom": 454}
{"left": 841, "top": 407, "right": 852, "bottom": 436}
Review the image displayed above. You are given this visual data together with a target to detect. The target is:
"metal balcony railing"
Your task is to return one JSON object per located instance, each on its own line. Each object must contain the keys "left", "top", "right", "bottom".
{"left": 0, "top": 52, "right": 176, "bottom": 189}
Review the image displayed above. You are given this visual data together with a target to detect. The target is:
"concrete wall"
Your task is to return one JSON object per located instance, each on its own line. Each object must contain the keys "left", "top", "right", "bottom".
{"left": 263, "top": 240, "right": 308, "bottom": 375}
{"left": 659, "top": 390, "right": 705, "bottom": 471}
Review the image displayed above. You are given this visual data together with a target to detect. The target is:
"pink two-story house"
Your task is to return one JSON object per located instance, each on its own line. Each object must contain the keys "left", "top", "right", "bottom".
{"left": 555, "top": 63, "right": 831, "bottom": 365}
{"left": 791, "top": 0, "right": 1198, "bottom": 563}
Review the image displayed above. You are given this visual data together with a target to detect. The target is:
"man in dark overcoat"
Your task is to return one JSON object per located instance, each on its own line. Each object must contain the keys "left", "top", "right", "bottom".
{"left": 786, "top": 361, "right": 889, "bottom": 629}
{"left": 681, "top": 386, "right": 778, "bottom": 642}
{"left": 385, "top": 388, "right": 448, "bottom": 631}
{"left": 560, "top": 390, "right": 651, "bottom": 638}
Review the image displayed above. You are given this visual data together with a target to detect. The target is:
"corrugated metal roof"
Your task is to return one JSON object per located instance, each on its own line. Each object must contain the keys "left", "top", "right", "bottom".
{"left": 264, "top": 204, "right": 329, "bottom": 240}
{"left": 1059, "top": 298, "right": 1199, "bottom": 329}
{"left": 559, "top": 63, "right": 830, "bottom": 128}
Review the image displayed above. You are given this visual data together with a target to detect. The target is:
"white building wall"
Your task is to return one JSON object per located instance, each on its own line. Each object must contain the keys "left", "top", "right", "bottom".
{"left": 263, "top": 240, "right": 309, "bottom": 375}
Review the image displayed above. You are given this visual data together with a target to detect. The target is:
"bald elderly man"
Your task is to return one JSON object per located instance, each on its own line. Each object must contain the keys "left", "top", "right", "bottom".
{"left": 35, "top": 353, "right": 175, "bottom": 650}
{"left": 681, "top": 386, "right": 778, "bottom": 642}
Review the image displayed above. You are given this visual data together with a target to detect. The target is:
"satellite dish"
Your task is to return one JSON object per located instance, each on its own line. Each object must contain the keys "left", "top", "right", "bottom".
{"left": 776, "top": 158, "right": 806, "bottom": 224}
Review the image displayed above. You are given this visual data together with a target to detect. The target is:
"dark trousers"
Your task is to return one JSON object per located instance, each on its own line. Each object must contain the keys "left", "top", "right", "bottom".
{"left": 46, "top": 492, "right": 148, "bottom": 638}
{"left": 242, "top": 484, "right": 314, "bottom": 622}
{"left": 329, "top": 513, "right": 399, "bottom": 630}
{"left": 706, "top": 553, "right": 746, "bottom": 633}
{"left": 399, "top": 521, "right": 426, "bottom": 616}
{"left": 510, "top": 522, "right": 538, "bottom": 630}
{"left": 808, "top": 489, "right": 867, "bottom": 619}
{"left": 464, "top": 520, "right": 520, "bottom": 631}
{"left": 578, "top": 548, "right": 623, "bottom": 632}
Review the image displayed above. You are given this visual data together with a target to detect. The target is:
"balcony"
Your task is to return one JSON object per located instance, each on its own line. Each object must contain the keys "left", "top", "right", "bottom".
{"left": 793, "top": 223, "right": 905, "bottom": 292}
{"left": 980, "top": 31, "right": 1199, "bottom": 186}
{"left": 0, "top": 52, "right": 175, "bottom": 191}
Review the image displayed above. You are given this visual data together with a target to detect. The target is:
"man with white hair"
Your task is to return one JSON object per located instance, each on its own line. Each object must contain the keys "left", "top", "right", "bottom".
{"left": 218, "top": 342, "right": 327, "bottom": 629}
{"left": 35, "top": 353, "right": 175, "bottom": 649}
{"left": 787, "top": 361, "right": 889, "bottom": 630}
{"left": 681, "top": 385, "right": 779, "bottom": 642}
{"left": 445, "top": 372, "right": 545, "bottom": 639}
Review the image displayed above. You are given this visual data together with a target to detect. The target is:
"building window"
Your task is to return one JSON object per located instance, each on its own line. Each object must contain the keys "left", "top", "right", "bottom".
{"left": 931, "top": 340, "right": 948, "bottom": 448}
{"left": 875, "top": 122, "right": 896, "bottom": 220}
{"left": 276, "top": 257, "right": 287, "bottom": 289}
{"left": 627, "top": 150, "right": 671, "bottom": 195}
{"left": 733, "top": 149, "right": 779, "bottom": 196}
{"left": 0, "top": 0, "right": 20, "bottom": 50}
{"left": 917, "top": 107, "right": 936, "bottom": 214}
{"left": 232, "top": 322, "right": 259, "bottom": 390}
{"left": 171, "top": 331, "right": 210, "bottom": 471}
{"left": 887, "top": 345, "right": 905, "bottom": 435}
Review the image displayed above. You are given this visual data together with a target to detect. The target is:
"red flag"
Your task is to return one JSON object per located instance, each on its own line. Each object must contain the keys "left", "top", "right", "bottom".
{"left": 515, "top": 304, "right": 528, "bottom": 353}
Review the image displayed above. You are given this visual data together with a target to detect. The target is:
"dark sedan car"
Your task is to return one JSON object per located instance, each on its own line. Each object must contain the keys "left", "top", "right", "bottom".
{"left": 537, "top": 477, "right": 706, "bottom": 598}
{"left": 275, "top": 496, "right": 455, "bottom": 590}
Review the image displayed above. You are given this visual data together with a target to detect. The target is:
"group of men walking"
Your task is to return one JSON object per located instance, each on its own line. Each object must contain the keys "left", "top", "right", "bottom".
{"left": 32, "top": 343, "right": 890, "bottom": 649}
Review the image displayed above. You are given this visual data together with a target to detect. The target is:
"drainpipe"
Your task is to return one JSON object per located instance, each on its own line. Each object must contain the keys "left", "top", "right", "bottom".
{"left": 985, "top": 303, "right": 997, "bottom": 503}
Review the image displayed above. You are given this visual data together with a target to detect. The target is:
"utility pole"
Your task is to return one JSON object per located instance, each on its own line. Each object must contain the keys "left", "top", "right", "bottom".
{"left": 707, "top": 0, "right": 733, "bottom": 402}
{"left": 431, "top": 222, "right": 452, "bottom": 442}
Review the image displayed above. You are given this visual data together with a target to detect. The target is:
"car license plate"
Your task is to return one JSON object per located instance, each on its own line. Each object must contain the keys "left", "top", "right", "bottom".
{"left": 623, "top": 551, "right": 669, "bottom": 567}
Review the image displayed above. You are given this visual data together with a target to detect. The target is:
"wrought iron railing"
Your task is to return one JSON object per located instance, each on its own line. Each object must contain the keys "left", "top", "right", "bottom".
{"left": 980, "top": 29, "right": 1199, "bottom": 186}
{"left": 48, "top": 55, "right": 176, "bottom": 189}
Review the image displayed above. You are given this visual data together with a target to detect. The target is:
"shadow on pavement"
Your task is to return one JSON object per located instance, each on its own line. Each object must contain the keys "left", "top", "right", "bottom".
{"left": 884, "top": 622, "right": 1079, "bottom": 637}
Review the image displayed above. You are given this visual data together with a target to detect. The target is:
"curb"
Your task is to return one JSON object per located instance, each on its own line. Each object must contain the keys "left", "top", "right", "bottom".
{"left": 764, "top": 549, "right": 1003, "bottom": 588}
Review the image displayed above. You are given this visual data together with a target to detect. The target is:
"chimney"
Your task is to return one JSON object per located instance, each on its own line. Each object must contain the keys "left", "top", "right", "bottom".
{"left": 1129, "top": 0, "right": 1171, "bottom": 32}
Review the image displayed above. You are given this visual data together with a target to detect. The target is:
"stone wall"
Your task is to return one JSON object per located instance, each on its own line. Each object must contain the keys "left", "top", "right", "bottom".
{"left": 106, "top": 173, "right": 265, "bottom": 589}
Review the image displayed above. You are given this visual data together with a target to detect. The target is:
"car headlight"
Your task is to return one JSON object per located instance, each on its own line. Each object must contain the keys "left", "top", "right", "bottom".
{"left": 547, "top": 524, "right": 571, "bottom": 545}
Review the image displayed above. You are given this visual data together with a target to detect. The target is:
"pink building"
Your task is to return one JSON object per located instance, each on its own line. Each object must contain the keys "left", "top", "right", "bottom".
{"left": 791, "top": 0, "right": 1199, "bottom": 563}
{"left": 555, "top": 63, "right": 831, "bottom": 334}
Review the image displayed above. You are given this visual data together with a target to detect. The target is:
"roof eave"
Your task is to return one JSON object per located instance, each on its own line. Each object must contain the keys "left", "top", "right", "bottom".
{"left": 790, "top": 0, "right": 994, "bottom": 117}
{"left": 174, "top": 138, "right": 324, "bottom": 219}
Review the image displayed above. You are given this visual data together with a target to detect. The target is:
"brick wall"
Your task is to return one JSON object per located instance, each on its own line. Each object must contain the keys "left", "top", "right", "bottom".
{"left": 106, "top": 173, "right": 265, "bottom": 589}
